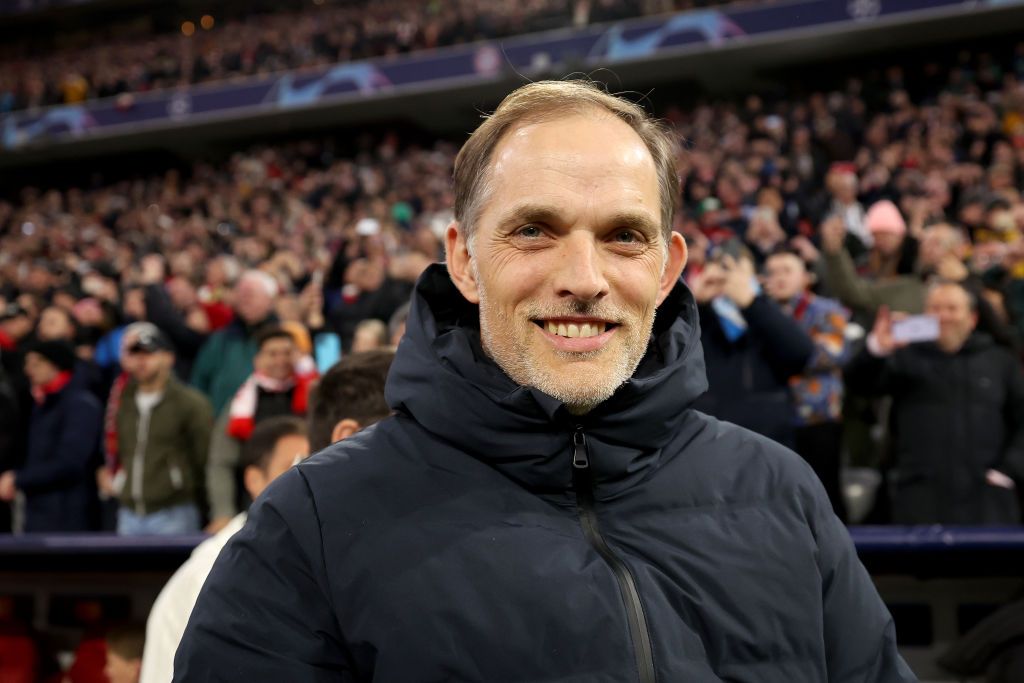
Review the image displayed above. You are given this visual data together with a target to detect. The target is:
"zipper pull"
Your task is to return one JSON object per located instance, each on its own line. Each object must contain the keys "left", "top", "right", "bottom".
{"left": 572, "top": 428, "right": 589, "bottom": 469}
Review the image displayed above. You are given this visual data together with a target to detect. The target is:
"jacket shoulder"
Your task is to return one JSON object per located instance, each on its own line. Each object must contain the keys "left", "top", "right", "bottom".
{"left": 678, "top": 411, "right": 824, "bottom": 508}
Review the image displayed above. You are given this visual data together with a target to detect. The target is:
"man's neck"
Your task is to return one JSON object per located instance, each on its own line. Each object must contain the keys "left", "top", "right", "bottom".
{"left": 138, "top": 374, "right": 170, "bottom": 394}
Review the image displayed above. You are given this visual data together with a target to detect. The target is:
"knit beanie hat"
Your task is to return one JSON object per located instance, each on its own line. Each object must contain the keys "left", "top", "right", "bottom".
{"left": 865, "top": 200, "right": 907, "bottom": 237}
{"left": 27, "top": 340, "right": 77, "bottom": 372}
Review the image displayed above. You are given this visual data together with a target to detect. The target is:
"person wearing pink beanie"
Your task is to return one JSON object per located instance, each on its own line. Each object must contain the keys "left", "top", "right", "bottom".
{"left": 864, "top": 200, "right": 908, "bottom": 278}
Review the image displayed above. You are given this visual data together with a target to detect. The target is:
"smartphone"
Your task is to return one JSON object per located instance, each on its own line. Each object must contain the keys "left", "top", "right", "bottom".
{"left": 891, "top": 315, "right": 940, "bottom": 344}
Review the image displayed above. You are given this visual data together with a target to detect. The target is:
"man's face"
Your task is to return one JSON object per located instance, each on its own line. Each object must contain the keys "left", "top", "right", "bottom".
{"left": 447, "top": 113, "right": 686, "bottom": 412}
{"left": 234, "top": 278, "right": 274, "bottom": 325}
{"left": 917, "top": 225, "right": 958, "bottom": 272}
{"left": 254, "top": 337, "right": 296, "bottom": 381}
{"left": 23, "top": 352, "right": 58, "bottom": 387}
{"left": 126, "top": 349, "right": 171, "bottom": 385}
{"left": 925, "top": 284, "right": 977, "bottom": 352}
{"left": 37, "top": 307, "right": 74, "bottom": 342}
{"left": 2, "top": 314, "right": 32, "bottom": 340}
{"left": 104, "top": 651, "right": 141, "bottom": 683}
{"left": 246, "top": 433, "right": 310, "bottom": 500}
{"left": 763, "top": 253, "right": 808, "bottom": 303}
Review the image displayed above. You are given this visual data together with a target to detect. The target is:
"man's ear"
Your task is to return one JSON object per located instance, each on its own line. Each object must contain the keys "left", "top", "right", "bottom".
{"left": 242, "top": 466, "right": 267, "bottom": 503}
{"left": 657, "top": 231, "right": 688, "bottom": 306}
{"left": 331, "top": 418, "right": 362, "bottom": 443}
{"left": 445, "top": 221, "right": 480, "bottom": 304}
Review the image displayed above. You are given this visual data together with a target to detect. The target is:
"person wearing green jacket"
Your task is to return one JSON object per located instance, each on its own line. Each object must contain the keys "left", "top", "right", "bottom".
{"left": 114, "top": 324, "right": 213, "bottom": 535}
{"left": 190, "top": 270, "right": 278, "bottom": 416}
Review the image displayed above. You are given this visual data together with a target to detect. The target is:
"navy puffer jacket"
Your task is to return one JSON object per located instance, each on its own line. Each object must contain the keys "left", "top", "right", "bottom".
{"left": 175, "top": 265, "right": 914, "bottom": 682}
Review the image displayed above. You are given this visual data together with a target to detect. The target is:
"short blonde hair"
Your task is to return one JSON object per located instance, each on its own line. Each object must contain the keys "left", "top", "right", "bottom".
{"left": 452, "top": 80, "right": 679, "bottom": 243}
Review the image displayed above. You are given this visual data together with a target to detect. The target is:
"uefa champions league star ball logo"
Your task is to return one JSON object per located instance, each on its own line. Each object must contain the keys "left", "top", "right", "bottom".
{"left": 847, "top": 0, "right": 881, "bottom": 21}
{"left": 168, "top": 91, "right": 193, "bottom": 119}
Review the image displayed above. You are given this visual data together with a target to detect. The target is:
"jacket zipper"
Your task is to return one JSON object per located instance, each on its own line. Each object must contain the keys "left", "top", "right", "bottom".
{"left": 572, "top": 427, "right": 656, "bottom": 683}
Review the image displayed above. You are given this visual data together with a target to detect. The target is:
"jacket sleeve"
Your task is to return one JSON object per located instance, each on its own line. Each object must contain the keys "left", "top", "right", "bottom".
{"left": 173, "top": 468, "right": 354, "bottom": 682}
{"left": 17, "top": 394, "right": 101, "bottom": 494}
{"left": 145, "top": 285, "right": 208, "bottom": 359}
{"left": 206, "top": 409, "right": 240, "bottom": 520}
{"left": 808, "top": 475, "right": 917, "bottom": 682}
{"left": 187, "top": 392, "right": 213, "bottom": 505}
{"left": 822, "top": 249, "right": 886, "bottom": 313}
{"left": 999, "top": 353, "right": 1024, "bottom": 482}
{"left": 741, "top": 296, "right": 815, "bottom": 376}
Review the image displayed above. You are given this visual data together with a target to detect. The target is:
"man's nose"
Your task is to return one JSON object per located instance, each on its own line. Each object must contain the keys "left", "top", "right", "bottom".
{"left": 553, "top": 232, "right": 610, "bottom": 302}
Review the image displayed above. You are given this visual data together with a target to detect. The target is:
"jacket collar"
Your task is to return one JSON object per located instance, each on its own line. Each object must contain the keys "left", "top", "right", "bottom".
{"left": 386, "top": 264, "right": 708, "bottom": 495}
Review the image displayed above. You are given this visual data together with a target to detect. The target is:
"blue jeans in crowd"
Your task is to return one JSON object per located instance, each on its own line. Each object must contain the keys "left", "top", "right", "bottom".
{"left": 117, "top": 503, "right": 201, "bottom": 536}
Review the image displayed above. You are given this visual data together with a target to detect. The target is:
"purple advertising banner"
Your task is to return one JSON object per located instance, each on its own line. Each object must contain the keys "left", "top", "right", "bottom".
{"left": 2, "top": 0, "right": 1019, "bottom": 150}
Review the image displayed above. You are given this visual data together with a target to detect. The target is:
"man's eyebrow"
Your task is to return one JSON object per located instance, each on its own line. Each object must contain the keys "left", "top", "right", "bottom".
{"left": 495, "top": 203, "right": 563, "bottom": 231}
{"left": 605, "top": 211, "right": 661, "bottom": 236}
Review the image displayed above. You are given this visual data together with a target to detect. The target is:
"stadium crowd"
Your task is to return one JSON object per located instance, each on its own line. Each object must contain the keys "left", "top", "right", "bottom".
{"left": 1, "top": 42, "right": 1024, "bottom": 537}
{"left": 0, "top": 0, "right": 702, "bottom": 113}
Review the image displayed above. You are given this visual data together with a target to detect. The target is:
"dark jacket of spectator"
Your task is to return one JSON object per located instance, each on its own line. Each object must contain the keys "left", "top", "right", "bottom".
{"left": 19, "top": 375, "right": 102, "bottom": 532}
{"left": 144, "top": 284, "right": 207, "bottom": 380}
{"left": 694, "top": 295, "right": 815, "bottom": 447}
{"left": 846, "top": 332, "right": 1024, "bottom": 524}
{"left": 174, "top": 266, "right": 911, "bottom": 682}
{"left": 190, "top": 317, "right": 273, "bottom": 417}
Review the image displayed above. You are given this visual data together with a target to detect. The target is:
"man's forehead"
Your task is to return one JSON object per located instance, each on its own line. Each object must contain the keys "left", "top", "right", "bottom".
{"left": 490, "top": 111, "right": 654, "bottom": 171}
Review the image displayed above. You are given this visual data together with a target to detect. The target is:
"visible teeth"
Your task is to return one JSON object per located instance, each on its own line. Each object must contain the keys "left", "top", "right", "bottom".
{"left": 544, "top": 321, "right": 609, "bottom": 338}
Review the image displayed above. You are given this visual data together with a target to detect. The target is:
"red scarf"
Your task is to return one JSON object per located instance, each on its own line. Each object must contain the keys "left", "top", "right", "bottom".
{"left": 0, "top": 328, "right": 16, "bottom": 352}
{"left": 226, "top": 357, "right": 318, "bottom": 441}
{"left": 103, "top": 372, "right": 130, "bottom": 470}
{"left": 31, "top": 371, "right": 73, "bottom": 405}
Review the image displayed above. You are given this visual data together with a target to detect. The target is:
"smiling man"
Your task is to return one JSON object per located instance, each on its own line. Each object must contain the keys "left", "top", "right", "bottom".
{"left": 174, "top": 81, "right": 914, "bottom": 682}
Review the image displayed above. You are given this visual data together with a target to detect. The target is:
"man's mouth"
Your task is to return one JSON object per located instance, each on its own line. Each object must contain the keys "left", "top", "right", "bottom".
{"left": 533, "top": 319, "right": 618, "bottom": 339}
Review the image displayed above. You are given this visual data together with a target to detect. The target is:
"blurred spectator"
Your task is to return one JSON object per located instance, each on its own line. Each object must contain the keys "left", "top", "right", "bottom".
{"left": 104, "top": 622, "right": 145, "bottom": 683}
{"left": 205, "top": 326, "right": 317, "bottom": 531}
{"left": 822, "top": 216, "right": 1019, "bottom": 349}
{"left": 351, "top": 318, "right": 389, "bottom": 353}
{"left": 306, "top": 349, "right": 395, "bottom": 452}
{"left": 860, "top": 200, "right": 913, "bottom": 281}
{"left": 141, "top": 416, "right": 310, "bottom": 683}
{"left": 0, "top": 363, "right": 20, "bottom": 532}
{"left": 111, "top": 325, "right": 212, "bottom": 536}
{"left": 689, "top": 247, "right": 814, "bottom": 447}
{"left": 328, "top": 255, "right": 413, "bottom": 351}
{"left": 0, "top": 341, "right": 101, "bottom": 532}
{"left": 846, "top": 282, "right": 1024, "bottom": 524}
{"left": 190, "top": 270, "right": 278, "bottom": 416}
{"left": 388, "top": 302, "right": 411, "bottom": 348}
{"left": 764, "top": 249, "right": 852, "bottom": 520}
{"left": 136, "top": 255, "right": 209, "bottom": 381}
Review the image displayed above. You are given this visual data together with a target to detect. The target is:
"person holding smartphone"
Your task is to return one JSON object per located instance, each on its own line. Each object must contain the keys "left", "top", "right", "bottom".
{"left": 845, "top": 280, "right": 1024, "bottom": 524}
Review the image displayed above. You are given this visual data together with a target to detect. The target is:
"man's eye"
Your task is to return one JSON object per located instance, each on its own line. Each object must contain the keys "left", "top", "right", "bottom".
{"left": 614, "top": 231, "right": 640, "bottom": 244}
{"left": 517, "top": 225, "right": 543, "bottom": 238}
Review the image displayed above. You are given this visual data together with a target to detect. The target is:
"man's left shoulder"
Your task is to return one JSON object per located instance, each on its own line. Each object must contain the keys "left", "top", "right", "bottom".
{"left": 671, "top": 412, "right": 824, "bottom": 510}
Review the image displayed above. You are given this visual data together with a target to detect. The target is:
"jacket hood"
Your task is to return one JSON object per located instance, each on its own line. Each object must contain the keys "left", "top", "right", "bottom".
{"left": 386, "top": 263, "right": 708, "bottom": 494}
